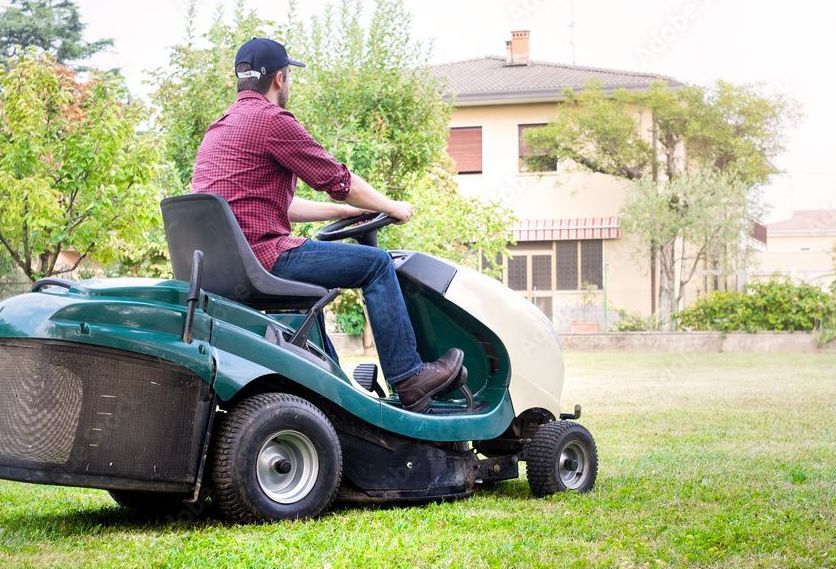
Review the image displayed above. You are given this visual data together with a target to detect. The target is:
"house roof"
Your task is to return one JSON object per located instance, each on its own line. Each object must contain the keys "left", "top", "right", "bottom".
{"left": 768, "top": 210, "right": 836, "bottom": 236}
{"left": 429, "top": 56, "right": 683, "bottom": 106}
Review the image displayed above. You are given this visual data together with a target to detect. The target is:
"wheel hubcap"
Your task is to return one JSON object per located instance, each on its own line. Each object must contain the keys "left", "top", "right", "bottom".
{"left": 557, "top": 441, "right": 589, "bottom": 490}
{"left": 256, "top": 430, "right": 319, "bottom": 504}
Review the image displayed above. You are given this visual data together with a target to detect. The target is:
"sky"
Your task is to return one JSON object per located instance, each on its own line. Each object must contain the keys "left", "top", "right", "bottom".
{"left": 61, "top": 0, "right": 836, "bottom": 221}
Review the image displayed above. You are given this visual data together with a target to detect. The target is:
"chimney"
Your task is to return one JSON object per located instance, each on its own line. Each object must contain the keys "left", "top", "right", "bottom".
{"left": 507, "top": 30, "right": 530, "bottom": 66}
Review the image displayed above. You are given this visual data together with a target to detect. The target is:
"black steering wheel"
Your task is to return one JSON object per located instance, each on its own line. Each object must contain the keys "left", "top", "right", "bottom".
{"left": 315, "top": 212, "right": 397, "bottom": 247}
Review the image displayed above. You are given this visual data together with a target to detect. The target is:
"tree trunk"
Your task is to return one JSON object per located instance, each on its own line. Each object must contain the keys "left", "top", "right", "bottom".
{"left": 657, "top": 241, "right": 677, "bottom": 330}
{"left": 650, "top": 245, "right": 657, "bottom": 317}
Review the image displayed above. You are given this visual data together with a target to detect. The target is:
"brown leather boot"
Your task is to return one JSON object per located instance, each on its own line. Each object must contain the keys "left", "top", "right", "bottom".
{"left": 395, "top": 348, "right": 464, "bottom": 413}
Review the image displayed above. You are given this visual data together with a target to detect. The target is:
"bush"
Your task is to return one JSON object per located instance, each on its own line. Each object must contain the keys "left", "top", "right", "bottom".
{"left": 677, "top": 279, "right": 836, "bottom": 333}
{"left": 330, "top": 289, "right": 366, "bottom": 336}
{"left": 612, "top": 310, "right": 660, "bottom": 332}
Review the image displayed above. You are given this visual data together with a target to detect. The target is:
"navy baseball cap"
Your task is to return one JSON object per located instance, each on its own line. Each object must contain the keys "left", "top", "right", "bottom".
{"left": 234, "top": 37, "right": 305, "bottom": 79}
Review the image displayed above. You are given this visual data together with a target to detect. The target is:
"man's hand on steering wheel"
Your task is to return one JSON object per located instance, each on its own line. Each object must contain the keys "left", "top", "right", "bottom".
{"left": 384, "top": 200, "right": 413, "bottom": 224}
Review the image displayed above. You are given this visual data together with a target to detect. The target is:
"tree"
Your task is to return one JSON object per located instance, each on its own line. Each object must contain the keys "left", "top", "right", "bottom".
{"left": 287, "top": 0, "right": 450, "bottom": 200}
{"left": 525, "top": 81, "right": 797, "bottom": 328}
{"left": 0, "top": 0, "right": 113, "bottom": 66}
{"left": 151, "top": 0, "right": 512, "bottom": 268}
{"left": 151, "top": 0, "right": 512, "bottom": 333}
{"left": 150, "top": 0, "right": 269, "bottom": 186}
{"left": 622, "top": 170, "right": 763, "bottom": 315}
{"left": 0, "top": 51, "right": 165, "bottom": 281}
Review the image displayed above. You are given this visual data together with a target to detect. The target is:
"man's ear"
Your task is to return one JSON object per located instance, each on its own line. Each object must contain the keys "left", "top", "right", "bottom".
{"left": 273, "top": 71, "right": 284, "bottom": 91}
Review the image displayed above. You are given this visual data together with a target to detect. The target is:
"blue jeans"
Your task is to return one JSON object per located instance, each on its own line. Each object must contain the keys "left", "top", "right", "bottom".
{"left": 271, "top": 240, "right": 423, "bottom": 384}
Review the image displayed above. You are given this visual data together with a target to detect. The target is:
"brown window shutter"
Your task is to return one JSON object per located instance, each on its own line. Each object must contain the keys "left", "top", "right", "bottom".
{"left": 447, "top": 127, "right": 482, "bottom": 174}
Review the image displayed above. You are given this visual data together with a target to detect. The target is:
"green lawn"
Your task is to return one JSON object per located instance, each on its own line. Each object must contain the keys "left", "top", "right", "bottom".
{"left": 1, "top": 353, "right": 834, "bottom": 568}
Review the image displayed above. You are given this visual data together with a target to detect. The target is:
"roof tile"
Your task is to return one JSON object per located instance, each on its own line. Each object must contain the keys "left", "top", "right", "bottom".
{"left": 768, "top": 210, "right": 836, "bottom": 235}
{"left": 429, "top": 56, "right": 682, "bottom": 103}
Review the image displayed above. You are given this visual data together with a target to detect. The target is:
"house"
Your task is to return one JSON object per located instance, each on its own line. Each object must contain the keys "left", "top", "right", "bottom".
{"left": 751, "top": 210, "right": 836, "bottom": 288}
{"left": 430, "top": 31, "right": 685, "bottom": 332}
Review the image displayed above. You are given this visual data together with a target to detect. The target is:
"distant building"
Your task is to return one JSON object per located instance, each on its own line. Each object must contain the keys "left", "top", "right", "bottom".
{"left": 431, "top": 31, "right": 696, "bottom": 331}
{"left": 752, "top": 210, "right": 836, "bottom": 288}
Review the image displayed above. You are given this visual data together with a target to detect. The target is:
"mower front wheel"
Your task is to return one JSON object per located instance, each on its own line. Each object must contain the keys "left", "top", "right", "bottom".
{"left": 210, "top": 393, "right": 343, "bottom": 522}
{"left": 526, "top": 421, "right": 598, "bottom": 497}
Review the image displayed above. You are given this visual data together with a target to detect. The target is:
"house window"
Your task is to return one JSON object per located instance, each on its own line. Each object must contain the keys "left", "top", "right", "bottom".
{"left": 502, "top": 240, "right": 604, "bottom": 292}
{"left": 581, "top": 240, "right": 604, "bottom": 289}
{"left": 531, "top": 255, "right": 552, "bottom": 290}
{"left": 507, "top": 256, "right": 527, "bottom": 291}
{"left": 518, "top": 124, "right": 557, "bottom": 173}
{"left": 556, "top": 241, "right": 579, "bottom": 291}
{"left": 447, "top": 127, "right": 482, "bottom": 174}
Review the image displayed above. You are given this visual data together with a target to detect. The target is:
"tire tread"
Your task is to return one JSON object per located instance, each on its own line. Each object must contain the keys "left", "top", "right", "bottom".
{"left": 526, "top": 421, "right": 598, "bottom": 497}
{"left": 211, "top": 393, "right": 342, "bottom": 523}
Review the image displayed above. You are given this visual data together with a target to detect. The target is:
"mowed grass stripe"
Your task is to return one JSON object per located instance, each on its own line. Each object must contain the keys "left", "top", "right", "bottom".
{"left": 0, "top": 352, "right": 833, "bottom": 568}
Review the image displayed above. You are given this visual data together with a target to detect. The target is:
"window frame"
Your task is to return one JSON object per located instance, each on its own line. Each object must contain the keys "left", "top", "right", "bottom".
{"left": 500, "top": 239, "right": 605, "bottom": 293}
{"left": 518, "top": 123, "right": 558, "bottom": 173}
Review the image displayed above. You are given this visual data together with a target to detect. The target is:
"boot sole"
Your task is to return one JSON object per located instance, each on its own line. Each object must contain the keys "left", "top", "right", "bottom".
{"left": 403, "top": 350, "right": 465, "bottom": 413}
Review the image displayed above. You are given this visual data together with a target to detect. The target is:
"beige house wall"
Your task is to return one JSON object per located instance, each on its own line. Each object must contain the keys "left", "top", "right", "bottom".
{"left": 752, "top": 234, "right": 836, "bottom": 288}
{"left": 450, "top": 103, "right": 654, "bottom": 323}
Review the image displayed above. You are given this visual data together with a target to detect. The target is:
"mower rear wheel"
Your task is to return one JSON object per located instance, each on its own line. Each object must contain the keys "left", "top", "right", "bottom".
{"left": 526, "top": 421, "right": 597, "bottom": 497}
{"left": 211, "top": 393, "right": 342, "bottom": 522}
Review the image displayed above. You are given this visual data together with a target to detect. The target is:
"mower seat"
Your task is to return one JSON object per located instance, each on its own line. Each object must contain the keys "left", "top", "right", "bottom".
{"left": 161, "top": 194, "right": 328, "bottom": 310}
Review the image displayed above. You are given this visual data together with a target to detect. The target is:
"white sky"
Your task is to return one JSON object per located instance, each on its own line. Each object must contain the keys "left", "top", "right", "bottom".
{"left": 63, "top": 0, "right": 836, "bottom": 221}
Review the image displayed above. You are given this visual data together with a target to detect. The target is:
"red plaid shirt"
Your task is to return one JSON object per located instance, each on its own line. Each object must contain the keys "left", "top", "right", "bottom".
{"left": 191, "top": 91, "right": 351, "bottom": 270}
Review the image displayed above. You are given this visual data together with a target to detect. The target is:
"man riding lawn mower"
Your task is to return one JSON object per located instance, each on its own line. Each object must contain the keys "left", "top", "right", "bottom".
{"left": 0, "top": 38, "right": 598, "bottom": 522}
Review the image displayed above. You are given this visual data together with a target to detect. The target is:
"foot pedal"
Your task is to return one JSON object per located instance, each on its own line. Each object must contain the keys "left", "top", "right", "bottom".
{"left": 439, "top": 365, "right": 468, "bottom": 395}
{"left": 460, "top": 384, "right": 476, "bottom": 412}
{"left": 353, "top": 364, "right": 386, "bottom": 397}
{"left": 439, "top": 366, "right": 476, "bottom": 412}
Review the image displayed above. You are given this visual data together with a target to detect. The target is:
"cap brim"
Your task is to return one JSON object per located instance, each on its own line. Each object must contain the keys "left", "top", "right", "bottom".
{"left": 288, "top": 59, "right": 306, "bottom": 68}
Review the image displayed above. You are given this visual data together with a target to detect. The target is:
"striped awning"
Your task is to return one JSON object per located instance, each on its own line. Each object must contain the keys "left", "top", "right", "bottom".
{"left": 513, "top": 217, "right": 621, "bottom": 241}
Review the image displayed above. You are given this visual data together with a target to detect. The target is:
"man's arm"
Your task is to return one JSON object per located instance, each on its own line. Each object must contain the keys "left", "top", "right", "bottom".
{"left": 343, "top": 173, "right": 413, "bottom": 222}
{"left": 264, "top": 113, "right": 412, "bottom": 222}
{"left": 288, "top": 197, "right": 368, "bottom": 222}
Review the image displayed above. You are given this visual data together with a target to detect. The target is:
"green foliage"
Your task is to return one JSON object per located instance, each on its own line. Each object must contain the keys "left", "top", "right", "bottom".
{"left": 525, "top": 81, "right": 795, "bottom": 329}
{"left": 379, "top": 162, "right": 514, "bottom": 268}
{"left": 0, "top": 0, "right": 113, "bottom": 67}
{"left": 150, "top": 0, "right": 271, "bottom": 186}
{"left": 0, "top": 51, "right": 166, "bottom": 281}
{"left": 0, "top": 249, "right": 28, "bottom": 298}
{"left": 335, "top": 306, "right": 365, "bottom": 336}
{"left": 612, "top": 309, "right": 660, "bottom": 332}
{"left": 621, "top": 169, "right": 762, "bottom": 292}
{"left": 288, "top": 0, "right": 450, "bottom": 199}
{"left": 817, "top": 322, "right": 836, "bottom": 347}
{"left": 523, "top": 84, "right": 653, "bottom": 180}
{"left": 151, "top": 0, "right": 512, "bottom": 272}
{"left": 685, "top": 81, "right": 801, "bottom": 186}
{"left": 330, "top": 288, "right": 365, "bottom": 335}
{"left": 677, "top": 278, "right": 836, "bottom": 333}
{"left": 525, "top": 81, "right": 797, "bottom": 187}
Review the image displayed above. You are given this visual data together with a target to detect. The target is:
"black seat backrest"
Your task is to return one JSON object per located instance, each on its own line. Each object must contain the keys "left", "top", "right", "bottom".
{"left": 161, "top": 194, "right": 327, "bottom": 309}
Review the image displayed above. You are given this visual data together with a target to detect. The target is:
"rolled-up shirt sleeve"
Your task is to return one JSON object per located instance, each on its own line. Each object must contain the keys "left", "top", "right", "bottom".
{"left": 266, "top": 110, "right": 351, "bottom": 201}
